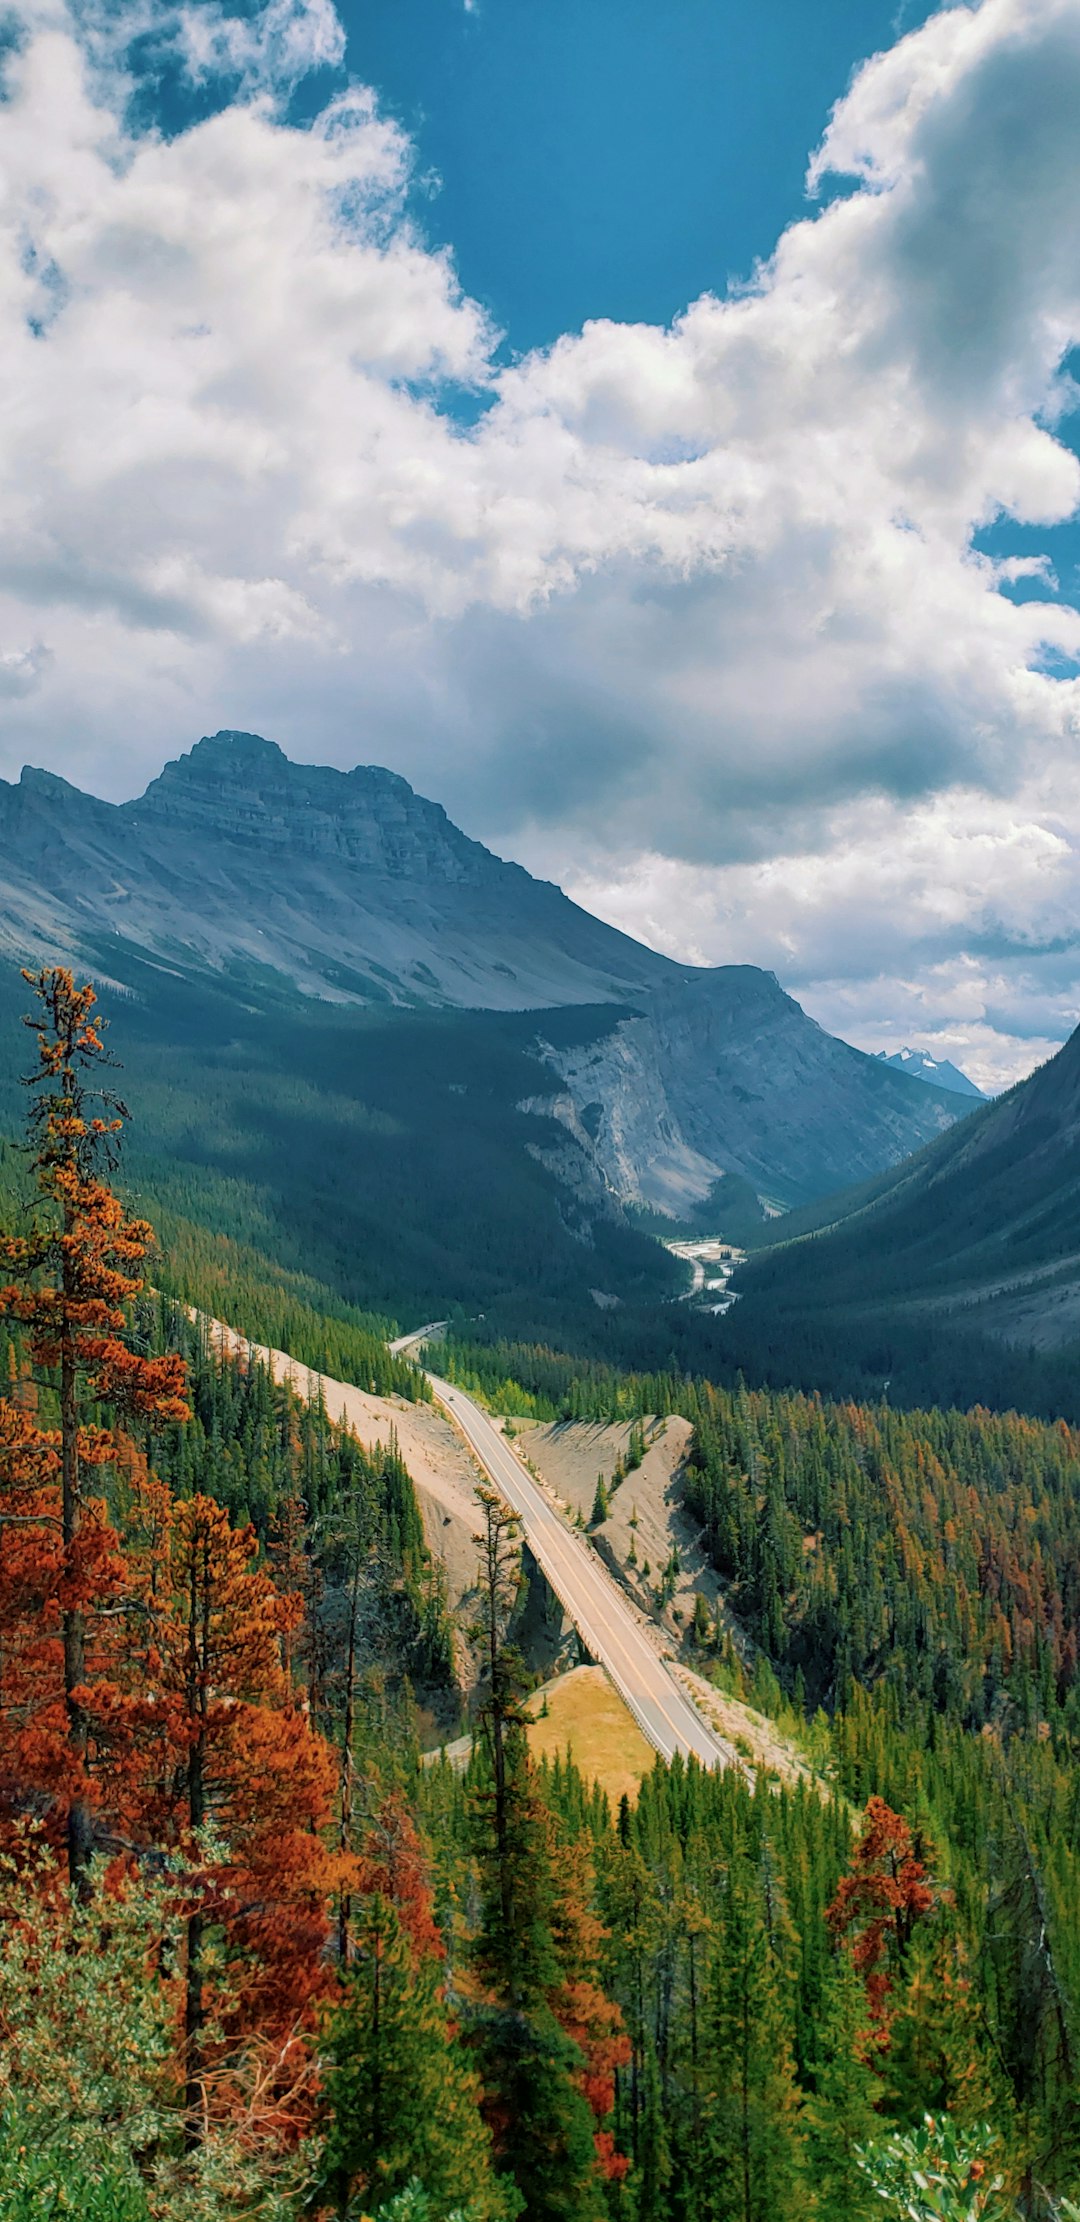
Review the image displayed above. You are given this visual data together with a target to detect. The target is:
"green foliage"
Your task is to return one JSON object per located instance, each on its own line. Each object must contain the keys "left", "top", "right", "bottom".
{"left": 804, "top": 1948, "right": 883, "bottom": 2222}
{"left": 316, "top": 1896, "right": 508, "bottom": 2221}
{"left": 467, "top": 1718, "right": 608, "bottom": 2222}
{"left": 357, "top": 2189, "right": 512, "bottom": 2222}
{"left": 697, "top": 1855, "right": 805, "bottom": 2222}
{"left": 855, "top": 2116, "right": 1011, "bottom": 2221}
{"left": 471, "top": 2007, "right": 606, "bottom": 2222}
{"left": 0, "top": 1845, "right": 305, "bottom": 2222}
{"left": 0, "top": 963, "right": 676, "bottom": 1340}
{"left": 682, "top": 1384, "right": 1080, "bottom": 1718}
{"left": 139, "top": 1303, "right": 458, "bottom": 1707}
{"left": 0, "top": 2119, "right": 150, "bottom": 2222}
{"left": 150, "top": 1209, "right": 428, "bottom": 1400}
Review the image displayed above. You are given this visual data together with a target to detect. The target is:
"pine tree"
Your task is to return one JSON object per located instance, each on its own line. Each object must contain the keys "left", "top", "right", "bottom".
{"left": 826, "top": 1798, "right": 938, "bottom": 2038}
{"left": 468, "top": 1493, "right": 609, "bottom": 2222}
{"left": 804, "top": 1946, "right": 881, "bottom": 2222}
{"left": 137, "top": 1489, "right": 337, "bottom": 2141}
{"left": 884, "top": 1929, "right": 1001, "bottom": 2130}
{"left": 698, "top": 1860, "right": 805, "bottom": 2222}
{"left": 469, "top": 1484, "right": 525, "bottom": 1966}
{"left": 0, "top": 967, "right": 188, "bottom": 1888}
{"left": 317, "top": 1893, "right": 506, "bottom": 2219}
{"left": 636, "top": 2045, "right": 672, "bottom": 2222}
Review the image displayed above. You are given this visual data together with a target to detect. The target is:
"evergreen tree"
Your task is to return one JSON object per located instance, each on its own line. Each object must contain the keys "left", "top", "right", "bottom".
{"left": 635, "top": 2046, "right": 672, "bottom": 2222}
{"left": 698, "top": 1860, "right": 805, "bottom": 2222}
{"left": 884, "top": 1930, "right": 1001, "bottom": 2131}
{"left": 0, "top": 967, "right": 188, "bottom": 1887}
{"left": 804, "top": 1946, "right": 881, "bottom": 2222}
{"left": 468, "top": 1492, "right": 609, "bottom": 2222}
{"left": 317, "top": 1894, "right": 506, "bottom": 2220}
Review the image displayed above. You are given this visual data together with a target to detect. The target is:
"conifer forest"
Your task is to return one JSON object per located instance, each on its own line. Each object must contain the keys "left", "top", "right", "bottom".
{"left": 1, "top": 969, "right": 1079, "bottom": 2222}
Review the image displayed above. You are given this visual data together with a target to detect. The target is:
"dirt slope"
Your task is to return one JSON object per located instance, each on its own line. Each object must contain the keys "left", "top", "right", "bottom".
{"left": 513, "top": 1414, "right": 750, "bottom": 1661}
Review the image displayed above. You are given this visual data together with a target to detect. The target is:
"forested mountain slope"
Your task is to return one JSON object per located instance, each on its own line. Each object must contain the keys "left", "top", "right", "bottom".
{"left": 707, "top": 1022, "right": 1080, "bottom": 1413}
{"left": 3, "top": 967, "right": 1080, "bottom": 2220}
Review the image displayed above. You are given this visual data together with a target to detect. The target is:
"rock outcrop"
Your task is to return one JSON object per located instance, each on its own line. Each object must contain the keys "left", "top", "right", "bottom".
{"left": 541, "top": 967, "right": 962, "bottom": 1213}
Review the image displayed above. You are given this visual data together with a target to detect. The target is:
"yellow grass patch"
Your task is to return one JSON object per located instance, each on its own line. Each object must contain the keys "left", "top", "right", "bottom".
{"left": 525, "top": 1665, "right": 655, "bottom": 1808}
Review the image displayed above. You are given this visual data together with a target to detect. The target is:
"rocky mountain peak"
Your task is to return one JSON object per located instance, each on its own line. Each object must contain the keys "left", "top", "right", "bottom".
{"left": 875, "top": 1045, "right": 986, "bottom": 1100}
{"left": 128, "top": 729, "right": 504, "bottom": 885}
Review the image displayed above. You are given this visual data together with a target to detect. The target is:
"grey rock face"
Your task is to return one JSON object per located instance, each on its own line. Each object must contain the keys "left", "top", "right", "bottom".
{"left": 134, "top": 732, "right": 501, "bottom": 882}
{"left": 0, "top": 731, "right": 672, "bottom": 1010}
{"left": 0, "top": 730, "right": 970, "bottom": 1211}
{"left": 543, "top": 967, "right": 962, "bottom": 1214}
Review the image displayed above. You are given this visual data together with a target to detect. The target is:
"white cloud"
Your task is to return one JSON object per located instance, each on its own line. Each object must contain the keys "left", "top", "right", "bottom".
{"left": 0, "top": 0, "right": 1078, "bottom": 1079}
{"left": 0, "top": 642, "right": 51, "bottom": 697}
{"left": 175, "top": 0, "right": 347, "bottom": 100}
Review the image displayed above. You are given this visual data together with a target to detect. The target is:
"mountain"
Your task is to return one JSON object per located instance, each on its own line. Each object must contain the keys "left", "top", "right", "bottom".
{"left": 538, "top": 968, "right": 966, "bottom": 1214}
{"left": 722, "top": 1025, "right": 1080, "bottom": 1414}
{"left": 0, "top": 732, "right": 672, "bottom": 1011}
{"left": 0, "top": 731, "right": 974, "bottom": 1274}
{"left": 875, "top": 1046, "right": 986, "bottom": 1099}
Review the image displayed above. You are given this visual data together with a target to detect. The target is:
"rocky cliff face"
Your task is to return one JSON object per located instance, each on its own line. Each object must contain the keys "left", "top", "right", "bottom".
{"left": 0, "top": 730, "right": 971, "bottom": 1213}
{"left": 0, "top": 731, "right": 672, "bottom": 1010}
{"left": 132, "top": 732, "right": 502, "bottom": 882}
{"left": 542, "top": 967, "right": 962, "bottom": 1213}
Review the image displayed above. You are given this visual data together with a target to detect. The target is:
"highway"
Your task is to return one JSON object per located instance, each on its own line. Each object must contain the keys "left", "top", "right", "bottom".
{"left": 389, "top": 1331, "right": 737, "bottom": 1770}
{"left": 208, "top": 1313, "right": 736, "bottom": 1771}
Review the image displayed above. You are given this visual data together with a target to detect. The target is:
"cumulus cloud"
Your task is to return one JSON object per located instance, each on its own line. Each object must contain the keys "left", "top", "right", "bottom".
{"left": 0, "top": 0, "right": 1077, "bottom": 1078}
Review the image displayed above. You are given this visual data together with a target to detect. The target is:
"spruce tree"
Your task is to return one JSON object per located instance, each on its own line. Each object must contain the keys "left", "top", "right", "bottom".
{"left": 883, "top": 1929, "right": 1001, "bottom": 2131}
{"left": 468, "top": 1489, "right": 609, "bottom": 2222}
{"left": 804, "top": 1946, "right": 881, "bottom": 2222}
{"left": 636, "top": 2045, "right": 672, "bottom": 2222}
{"left": 318, "top": 1893, "right": 506, "bottom": 2219}
{"left": 697, "top": 1861, "right": 805, "bottom": 2222}
{"left": 0, "top": 967, "right": 188, "bottom": 1889}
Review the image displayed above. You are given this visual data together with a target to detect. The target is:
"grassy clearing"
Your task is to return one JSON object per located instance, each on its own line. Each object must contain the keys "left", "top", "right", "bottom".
{"left": 525, "top": 1665, "right": 655, "bottom": 1808}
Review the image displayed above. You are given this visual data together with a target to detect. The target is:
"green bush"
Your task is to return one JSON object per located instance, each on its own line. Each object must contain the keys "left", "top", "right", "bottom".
{"left": 0, "top": 2121, "right": 149, "bottom": 2221}
{"left": 855, "top": 2116, "right": 1011, "bottom": 2221}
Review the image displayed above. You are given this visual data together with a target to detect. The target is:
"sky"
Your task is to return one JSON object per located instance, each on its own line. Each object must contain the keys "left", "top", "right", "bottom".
{"left": 0, "top": 0, "right": 1079, "bottom": 1090}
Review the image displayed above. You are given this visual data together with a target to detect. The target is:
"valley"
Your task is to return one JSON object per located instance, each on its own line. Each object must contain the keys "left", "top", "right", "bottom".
{"left": 0, "top": 732, "right": 972, "bottom": 1307}
{"left": 3, "top": 756, "right": 1080, "bottom": 2222}
{"left": 4, "top": 5, "right": 1078, "bottom": 2214}
{"left": 664, "top": 1234, "right": 744, "bottom": 1310}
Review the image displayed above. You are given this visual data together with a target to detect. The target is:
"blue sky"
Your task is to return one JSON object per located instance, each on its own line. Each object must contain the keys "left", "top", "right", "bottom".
{"left": 331, "top": 0, "right": 942, "bottom": 354}
{"left": 0, "top": 0, "right": 1079, "bottom": 1091}
{"left": 338, "top": 0, "right": 1080, "bottom": 620}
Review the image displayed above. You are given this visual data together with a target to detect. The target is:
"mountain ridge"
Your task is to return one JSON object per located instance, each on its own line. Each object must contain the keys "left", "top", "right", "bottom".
{"left": 875, "top": 1045, "right": 986, "bottom": 1100}
{"left": 0, "top": 729, "right": 971, "bottom": 1217}
{"left": 731, "top": 1023, "right": 1080, "bottom": 1405}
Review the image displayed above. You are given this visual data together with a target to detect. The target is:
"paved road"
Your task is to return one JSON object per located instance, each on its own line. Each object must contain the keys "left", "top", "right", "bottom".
{"left": 417, "top": 1364, "right": 737, "bottom": 1771}
{"left": 214, "top": 1314, "right": 735, "bottom": 1770}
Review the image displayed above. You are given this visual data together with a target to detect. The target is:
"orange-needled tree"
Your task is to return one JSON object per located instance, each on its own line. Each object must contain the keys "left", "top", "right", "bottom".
{"left": 126, "top": 1488, "right": 338, "bottom": 2141}
{"left": 0, "top": 967, "right": 188, "bottom": 1888}
{"left": 826, "top": 1797, "right": 939, "bottom": 2041}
